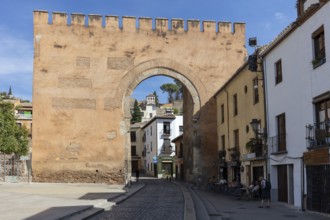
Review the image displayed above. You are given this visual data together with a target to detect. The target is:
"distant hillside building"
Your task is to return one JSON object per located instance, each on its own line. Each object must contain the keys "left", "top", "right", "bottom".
{"left": 141, "top": 94, "right": 157, "bottom": 122}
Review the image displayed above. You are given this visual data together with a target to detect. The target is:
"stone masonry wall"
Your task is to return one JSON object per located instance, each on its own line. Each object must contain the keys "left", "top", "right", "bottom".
{"left": 32, "top": 11, "right": 247, "bottom": 184}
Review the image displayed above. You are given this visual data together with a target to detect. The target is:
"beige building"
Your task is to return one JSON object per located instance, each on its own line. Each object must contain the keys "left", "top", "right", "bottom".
{"left": 214, "top": 61, "right": 266, "bottom": 187}
{"left": 130, "top": 122, "right": 146, "bottom": 175}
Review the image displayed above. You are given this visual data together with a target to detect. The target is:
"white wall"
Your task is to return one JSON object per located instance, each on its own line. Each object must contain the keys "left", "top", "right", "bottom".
{"left": 143, "top": 115, "right": 183, "bottom": 177}
{"left": 263, "top": 2, "right": 330, "bottom": 208}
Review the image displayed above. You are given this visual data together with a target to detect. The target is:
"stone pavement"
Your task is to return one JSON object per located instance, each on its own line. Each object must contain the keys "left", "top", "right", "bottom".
{"left": 0, "top": 181, "right": 145, "bottom": 220}
{"left": 194, "top": 189, "right": 330, "bottom": 220}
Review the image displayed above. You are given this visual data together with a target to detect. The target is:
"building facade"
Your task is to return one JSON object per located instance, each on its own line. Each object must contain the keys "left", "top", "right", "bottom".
{"left": 130, "top": 122, "right": 146, "bottom": 174}
{"left": 261, "top": 0, "right": 330, "bottom": 213}
{"left": 172, "top": 134, "right": 184, "bottom": 180}
{"left": 215, "top": 61, "right": 266, "bottom": 187}
{"left": 141, "top": 94, "right": 157, "bottom": 122}
{"left": 142, "top": 114, "right": 183, "bottom": 179}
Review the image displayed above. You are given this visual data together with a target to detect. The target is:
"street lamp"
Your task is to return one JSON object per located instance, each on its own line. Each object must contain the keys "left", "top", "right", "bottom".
{"left": 250, "top": 118, "right": 269, "bottom": 180}
{"left": 250, "top": 118, "right": 260, "bottom": 136}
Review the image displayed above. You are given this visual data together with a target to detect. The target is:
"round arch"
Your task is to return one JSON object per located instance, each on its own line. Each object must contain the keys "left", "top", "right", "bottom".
{"left": 117, "top": 58, "right": 205, "bottom": 119}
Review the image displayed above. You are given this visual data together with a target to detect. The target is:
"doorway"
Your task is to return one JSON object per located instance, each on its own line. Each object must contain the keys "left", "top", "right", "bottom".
{"left": 277, "top": 165, "right": 288, "bottom": 203}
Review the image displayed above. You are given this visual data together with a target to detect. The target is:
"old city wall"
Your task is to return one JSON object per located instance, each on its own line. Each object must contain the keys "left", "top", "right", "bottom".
{"left": 32, "top": 11, "right": 247, "bottom": 184}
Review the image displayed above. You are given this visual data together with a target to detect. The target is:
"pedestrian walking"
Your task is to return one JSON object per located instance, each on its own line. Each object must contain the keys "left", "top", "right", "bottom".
{"left": 258, "top": 176, "right": 271, "bottom": 208}
{"left": 135, "top": 169, "right": 140, "bottom": 182}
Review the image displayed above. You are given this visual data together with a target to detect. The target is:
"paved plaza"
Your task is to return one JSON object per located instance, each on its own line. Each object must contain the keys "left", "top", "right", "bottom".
{"left": 0, "top": 178, "right": 329, "bottom": 220}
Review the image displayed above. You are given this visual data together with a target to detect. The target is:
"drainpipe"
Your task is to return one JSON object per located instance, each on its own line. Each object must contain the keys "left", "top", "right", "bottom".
{"left": 224, "top": 88, "right": 230, "bottom": 180}
{"left": 261, "top": 56, "right": 270, "bottom": 181}
{"left": 301, "top": 157, "right": 305, "bottom": 211}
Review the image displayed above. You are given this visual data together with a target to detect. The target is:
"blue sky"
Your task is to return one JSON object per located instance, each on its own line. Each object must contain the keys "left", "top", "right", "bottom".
{"left": 0, "top": 0, "right": 296, "bottom": 103}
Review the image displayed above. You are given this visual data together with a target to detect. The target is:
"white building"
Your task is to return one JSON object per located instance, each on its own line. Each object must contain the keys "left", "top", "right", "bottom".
{"left": 260, "top": 0, "right": 329, "bottom": 213}
{"left": 141, "top": 94, "right": 157, "bottom": 122}
{"left": 142, "top": 114, "right": 183, "bottom": 178}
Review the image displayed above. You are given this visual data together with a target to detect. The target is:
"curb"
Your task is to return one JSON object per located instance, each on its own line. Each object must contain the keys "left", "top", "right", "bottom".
{"left": 63, "top": 183, "right": 146, "bottom": 219}
{"left": 172, "top": 181, "right": 196, "bottom": 220}
{"left": 112, "top": 182, "right": 146, "bottom": 205}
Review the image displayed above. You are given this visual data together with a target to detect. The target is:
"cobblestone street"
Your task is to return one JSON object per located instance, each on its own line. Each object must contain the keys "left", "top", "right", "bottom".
{"left": 91, "top": 178, "right": 184, "bottom": 220}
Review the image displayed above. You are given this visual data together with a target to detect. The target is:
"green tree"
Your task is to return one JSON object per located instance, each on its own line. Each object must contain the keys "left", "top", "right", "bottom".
{"left": 0, "top": 102, "right": 29, "bottom": 155}
{"left": 131, "top": 100, "right": 142, "bottom": 124}
{"left": 174, "top": 79, "right": 183, "bottom": 101}
{"left": 160, "top": 83, "right": 179, "bottom": 103}
{"left": 153, "top": 91, "right": 159, "bottom": 106}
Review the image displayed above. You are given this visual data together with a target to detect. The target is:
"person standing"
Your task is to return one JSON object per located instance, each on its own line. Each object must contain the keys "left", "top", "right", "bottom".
{"left": 135, "top": 169, "right": 140, "bottom": 182}
{"left": 258, "top": 176, "right": 271, "bottom": 208}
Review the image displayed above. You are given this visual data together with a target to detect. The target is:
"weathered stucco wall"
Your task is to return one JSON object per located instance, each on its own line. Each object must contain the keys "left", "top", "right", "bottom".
{"left": 32, "top": 11, "right": 247, "bottom": 184}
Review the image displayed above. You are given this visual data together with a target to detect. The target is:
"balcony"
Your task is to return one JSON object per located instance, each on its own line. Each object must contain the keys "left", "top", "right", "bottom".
{"left": 15, "top": 113, "right": 32, "bottom": 120}
{"left": 159, "top": 129, "right": 171, "bottom": 138}
{"left": 269, "top": 134, "right": 287, "bottom": 154}
{"left": 245, "top": 138, "right": 265, "bottom": 158}
{"left": 306, "top": 121, "right": 330, "bottom": 150}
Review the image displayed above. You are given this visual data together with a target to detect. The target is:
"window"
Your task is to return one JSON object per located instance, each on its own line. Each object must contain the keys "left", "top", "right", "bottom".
{"left": 221, "top": 104, "right": 225, "bottom": 123}
{"left": 16, "top": 122, "right": 22, "bottom": 128}
{"left": 163, "top": 122, "right": 170, "bottom": 135}
{"left": 312, "top": 25, "right": 326, "bottom": 68}
{"left": 130, "top": 131, "right": 136, "bottom": 142}
{"left": 233, "top": 94, "right": 238, "bottom": 116}
{"left": 275, "top": 59, "right": 282, "bottom": 84}
{"left": 150, "top": 126, "right": 152, "bottom": 135}
{"left": 179, "top": 126, "right": 184, "bottom": 133}
{"left": 277, "top": 113, "right": 286, "bottom": 152}
{"left": 253, "top": 77, "right": 259, "bottom": 104}
{"left": 221, "top": 135, "right": 225, "bottom": 151}
{"left": 315, "top": 97, "right": 330, "bottom": 123}
{"left": 131, "top": 146, "right": 137, "bottom": 156}
{"left": 233, "top": 129, "right": 239, "bottom": 148}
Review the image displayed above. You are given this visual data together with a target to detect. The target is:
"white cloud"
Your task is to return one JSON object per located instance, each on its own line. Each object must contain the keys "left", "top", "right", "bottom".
{"left": 275, "top": 12, "right": 288, "bottom": 23}
{"left": 262, "top": 21, "right": 272, "bottom": 30}
{"left": 0, "top": 25, "right": 33, "bottom": 75}
{"left": 0, "top": 24, "right": 33, "bottom": 100}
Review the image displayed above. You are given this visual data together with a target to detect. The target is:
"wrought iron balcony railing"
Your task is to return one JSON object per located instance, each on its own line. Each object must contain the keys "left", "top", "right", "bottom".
{"left": 159, "top": 129, "right": 171, "bottom": 137}
{"left": 268, "top": 133, "right": 287, "bottom": 154}
{"left": 306, "top": 121, "right": 330, "bottom": 150}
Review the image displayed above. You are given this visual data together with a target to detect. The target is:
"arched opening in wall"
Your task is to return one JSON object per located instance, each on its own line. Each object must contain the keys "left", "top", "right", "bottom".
{"left": 122, "top": 69, "right": 200, "bottom": 183}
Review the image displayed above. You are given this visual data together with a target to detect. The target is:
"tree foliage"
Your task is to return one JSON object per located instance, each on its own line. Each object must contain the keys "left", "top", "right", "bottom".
{"left": 153, "top": 91, "right": 159, "bottom": 107}
{"left": 0, "top": 102, "right": 29, "bottom": 155}
{"left": 160, "top": 81, "right": 183, "bottom": 103}
{"left": 131, "top": 100, "right": 142, "bottom": 124}
{"left": 174, "top": 79, "right": 183, "bottom": 101}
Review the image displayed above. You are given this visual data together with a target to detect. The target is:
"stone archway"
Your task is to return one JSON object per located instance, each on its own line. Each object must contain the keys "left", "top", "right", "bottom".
{"left": 119, "top": 59, "right": 203, "bottom": 118}
{"left": 118, "top": 59, "right": 204, "bottom": 182}
{"left": 32, "top": 11, "right": 247, "bottom": 184}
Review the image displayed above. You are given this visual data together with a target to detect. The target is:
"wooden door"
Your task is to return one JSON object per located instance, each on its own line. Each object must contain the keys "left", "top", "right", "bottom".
{"left": 277, "top": 165, "right": 288, "bottom": 202}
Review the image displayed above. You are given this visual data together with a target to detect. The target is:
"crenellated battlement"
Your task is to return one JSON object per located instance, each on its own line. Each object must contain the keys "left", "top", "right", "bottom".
{"left": 34, "top": 10, "right": 245, "bottom": 34}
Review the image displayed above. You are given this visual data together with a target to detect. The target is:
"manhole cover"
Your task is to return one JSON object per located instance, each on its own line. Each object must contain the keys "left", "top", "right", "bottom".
{"left": 282, "top": 214, "right": 298, "bottom": 218}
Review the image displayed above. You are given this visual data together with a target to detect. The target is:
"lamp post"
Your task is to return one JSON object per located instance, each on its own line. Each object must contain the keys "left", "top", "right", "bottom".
{"left": 250, "top": 118, "right": 261, "bottom": 138}
{"left": 250, "top": 118, "right": 268, "bottom": 180}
